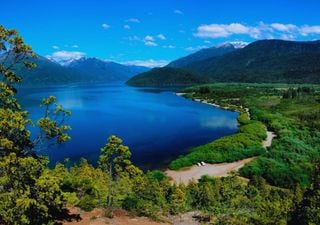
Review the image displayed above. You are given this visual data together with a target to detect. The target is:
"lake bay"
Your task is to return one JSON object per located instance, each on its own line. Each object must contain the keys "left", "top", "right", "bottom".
{"left": 20, "top": 83, "right": 238, "bottom": 170}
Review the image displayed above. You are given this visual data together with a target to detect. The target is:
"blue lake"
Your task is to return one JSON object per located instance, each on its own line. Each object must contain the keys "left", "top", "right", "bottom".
{"left": 19, "top": 83, "right": 239, "bottom": 170}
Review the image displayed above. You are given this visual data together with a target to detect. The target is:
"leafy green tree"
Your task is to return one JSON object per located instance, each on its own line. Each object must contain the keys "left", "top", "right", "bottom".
{"left": 98, "top": 135, "right": 141, "bottom": 178}
{"left": 0, "top": 153, "right": 64, "bottom": 224}
{"left": 0, "top": 25, "right": 71, "bottom": 224}
{"left": 34, "top": 95, "right": 71, "bottom": 150}
{"left": 168, "top": 184, "right": 187, "bottom": 214}
{"left": 98, "top": 135, "right": 142, "bottom": 207}
{"left": 289, "top": 163, "right": 320, "bottom": 225}
{"left": 0, "top": 25, "right": 71, "bottom": 157}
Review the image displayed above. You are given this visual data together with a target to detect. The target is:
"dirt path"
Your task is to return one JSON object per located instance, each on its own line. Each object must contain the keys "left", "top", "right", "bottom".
{"left": 166, "top": 158, "right": 254, "bottom": 184}
{"left": 263, "top": 131, "right": 276, "bottom": 148}
{"left": 166, "top": 95, "right": 277, "bottom": 184}
{"left": 166, "top": 96, "right": 277, "bottom": 184}
{"left": 165, "top": 130, "right": 276, "bottom": 184}
{"left": 60, "top": 208, "right": 170, "bottom": 225}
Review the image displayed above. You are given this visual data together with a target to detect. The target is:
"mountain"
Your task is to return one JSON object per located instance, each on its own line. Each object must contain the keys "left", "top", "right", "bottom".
{"left": 167, "top": 42, "right": 239, "bottom": 68}
{"left": 67, "top": 57, "right": 149, "bottom": 81}
{"left": 126, "top": 67, "right": 208, "bottom": 86}
{"left": 128, "top": 40, "right": 320, "bottom": 86}
{"left": 187, "top": 39, "right": 320, "bottom": 83}
{"left": 5, "top": 54, "right": 90, "bottom": 86}
{"left": 1, "top": 53, "right": 149, "bottom": 86}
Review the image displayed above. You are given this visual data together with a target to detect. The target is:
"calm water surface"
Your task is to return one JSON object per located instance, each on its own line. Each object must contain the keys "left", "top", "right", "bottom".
{"left": 19, "top": 83, "right": 238, "bottom": 170}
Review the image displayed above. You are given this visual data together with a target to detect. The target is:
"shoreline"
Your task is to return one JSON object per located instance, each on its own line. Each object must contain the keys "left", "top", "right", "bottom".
{"left": 176, "top": 92, "right": 229, "bottom": 110}
{"left": 166, "top": 92, "right": 276, "bottom": 184}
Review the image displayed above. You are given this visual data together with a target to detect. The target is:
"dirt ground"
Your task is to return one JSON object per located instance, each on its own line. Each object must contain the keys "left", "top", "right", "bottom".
{"left": 166, "top": 125, "right": 276, "bottom": 185}
{"left": 59, "top": 208, "right": 200, "bottom": 225}
{"left": 166, "top": 157, "right": 254, "bottom": 184}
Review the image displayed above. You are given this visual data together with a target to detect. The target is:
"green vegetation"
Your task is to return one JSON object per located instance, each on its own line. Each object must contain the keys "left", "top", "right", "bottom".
{"left": 169, "top": 117, "right": 266, "bottom": 170}
{"left": 0, "top": 25, "right": 71, "bottom": 225}
{"left": 0, "top": 51, "right": 149, "bottom": 87}
{"left": 126, "top": 67, "right": 208, "bottom": 86}
{"left": 172, "top": 83, "right": 320, "bottom": 189}
{"left": 128, "top": 40, "right": 320, "bottom": 86}
{"left": 1, "top": 26, "right": 320, "bottom": 225}
{"left": 188, "top": 40, "right": 320, "bottom": 83}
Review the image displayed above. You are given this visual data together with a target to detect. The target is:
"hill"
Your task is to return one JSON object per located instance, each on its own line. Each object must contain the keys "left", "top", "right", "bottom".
{"left": 7, "top": 54, "right": 90, "bottom": 86}
{"left": 167, "top": 43, "right": 238, "bottom": 68}
{"left": 67, "top": 57, "right": 149, "bottom": 81}
{"left": 126, "top": 67, "right": 208, "bottom": 86}
{"left": 1, "top": 54, "right": 149, "bottom": 86}
{"left": 188, "top": 39, "right": 320, "bottom": 83}
{"left": 128, "top": 40, "right": 320, "bottom": 86}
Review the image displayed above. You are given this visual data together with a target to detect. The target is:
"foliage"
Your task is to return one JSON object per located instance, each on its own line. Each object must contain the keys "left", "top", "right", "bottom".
{"left": 175, "top": 83, "right": 320, "bottom": 188}
{"left": 288, "top": 163, "right": 320, "bottom": 225}
{"left": 127, "top": 40, "right": 320, "bottom": 86}
{"left": 55, "top": 159, "right": 110, "bottom": 211}
{"left": 0, "top": 153, "right": 64, "bottom": 225}
{"left": 0, "top": 25, "right": 70, "bottom": 224}
{"left": 98, "top": 135, "right": 142, "bottom": 178}
{"left": 169, "top": 118, "right": 266, "bottom": 170}
{"left": 126, "top": 67, "right": 208, "bottom": 86}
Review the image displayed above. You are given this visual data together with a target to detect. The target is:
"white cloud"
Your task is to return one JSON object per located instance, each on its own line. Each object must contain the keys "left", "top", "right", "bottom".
{"left": 123, "top": 59, "right": 169, "bottom": 68}
{"left": 157, "top": 34, "right": 166, "bottom": 40}
{"left": 194, "top": 22, "right": 320, "bottom": 40}
{"left": 143, "top": 35, "right": 157, "bottom": 46}
{"left": 270, "top": 23, "right": 297, "bottom": 32}
{"left": 144, "top": 41, "right": 158, "bottom": 47}
{"left": 185, "top": 45, "right": 208, "bottom": 51}
{"left": 47, "top": 51, "right": 86, "bottom": 63}
{"left": 126, "top": 18, "right": 140, "bottom": 23}
{"left": 72, "top": 44, "right": 79, "bottom": 48}
{"left": 280, "top": 34, "right": 296, "bottom": 40}
{"left": 300, "top": 25, "right": 320, "bottom": 36}
{"left": 127, "top": 35, "right": 140, "bottom": 41}
{"left": 194, "top": 23, "right": 253, "bottom": 38}
{"left": 144, "top": 35, "right": 154, "bottom": 41}
{"left": 101, "top": 23, "right": 110, "bottom": 29}
{"left": 174, "top": 9, "right": 183, "bottom": 15}
{"left": 227, "top": 23, "right": 250, "bottom": 34}
{"left": 124, "top": 25, "right": 131, "bottom": 29}
{"left": 163, "top": 45, "right": 176, "bottom": 49}
{"left": 194, "top": 24, "right": 230, "bottom": 38}
{"left": 52, "top": 45, "right": 59, "bottom": 50}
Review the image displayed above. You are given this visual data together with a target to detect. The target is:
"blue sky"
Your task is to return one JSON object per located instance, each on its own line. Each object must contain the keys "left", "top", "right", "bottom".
{"left": 1, "top": 0, "right": 320, "bottom": 67}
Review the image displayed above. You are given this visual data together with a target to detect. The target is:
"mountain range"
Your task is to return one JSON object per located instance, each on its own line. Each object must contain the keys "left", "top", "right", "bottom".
{"left": 167, "top": 42, "right": 241, "bottom": 68}
{"left": 127, "top": 40, "right": 320, "bottom": 86}
{"left": 3, "top": 54, "right": 149, "bottom": 86}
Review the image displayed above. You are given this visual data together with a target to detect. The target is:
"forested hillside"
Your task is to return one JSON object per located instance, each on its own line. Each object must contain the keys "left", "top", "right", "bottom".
{"left": 128, "top": 40, "right": 320, "bottom": 86}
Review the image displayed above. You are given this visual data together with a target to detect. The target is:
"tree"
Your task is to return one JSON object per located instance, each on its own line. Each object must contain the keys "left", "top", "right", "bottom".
{"left": 0, "top": 25, "right": 71, "bottom": 224}
{"left": 0, "top": 25, "right": 35, "bottom": 156}
{"left": 0, "top": 25, "right": 71, "bottom": 157}
{"left": 168, "top": 184, "right": 187, "bottom": 214}
{"left": 289, "top": 163, "right": 320, "bottom": 225}
{"left": 98, "top": 135, "right": 141, "bottom": 178}
{"left": 0, "top": 153, "right": 64, "bottom": 224}
{"left": 98, "top": 135, "right": 142, "bottom": 207}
